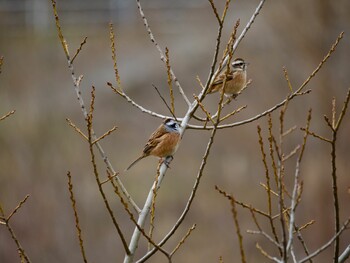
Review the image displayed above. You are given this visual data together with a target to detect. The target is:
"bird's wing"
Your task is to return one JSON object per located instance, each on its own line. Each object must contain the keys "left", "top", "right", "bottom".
{"left": 212, "top": 72, "right": 234, "bottom": 86}
{"left": 143, "top": 125, "right": 166, "bottom": 155}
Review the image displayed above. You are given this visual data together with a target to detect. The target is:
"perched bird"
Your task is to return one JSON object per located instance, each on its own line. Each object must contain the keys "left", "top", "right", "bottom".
{"left": 125, "top": 118, "right": 181, "bottom": 171}
{"left": 207, "top": 58, "right": 248, "bottom": 98}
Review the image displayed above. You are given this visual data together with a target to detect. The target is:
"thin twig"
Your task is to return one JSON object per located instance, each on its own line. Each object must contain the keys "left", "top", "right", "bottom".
{"left": 256, "top": 243, "right": 281, "bottom": 263}
{"left": 50, "top": 1, "right": 139, "bottom": 213}
{"left": 165, "top": 47, "right": 175, "bottom": 115}
{"left": 6, "top": 195, "right": 30, "bottom": 222}
{"left": 193, "top": 95, "right": 215, "bottom": 125}
{"left": 0, "top": 110, "right": 15, "bottom": 122}
{"left": 0, "top": 56, "right": 3, "bottom": 74}
{"left": 170, "top": 224, "right": 196, "bottom": 257}
{"left": 66, "top": 118, "right": 88, "bottom": 141}
{"left": 148, "top": 164, "right": 161, "bottom": 251}
{"left": 109, "top": 23, "right": 122, "bottom": 88}
{"left": 0, "top": 198, "right": 32, "bottom": 263}
{"left": 247, "top": 230, "right": 283, "bottom": 249}
{"left": 152, "top": 84, "right": 178, "bottom": 121}
{"left": 92, "top": 126, "right": 118, "bottom": 145}
{"left": 283, "top": 67, "right": 293, "bottom": 93}
{"left": 299, "top": 217, "right": 350, "bottom": 263}
{"left": 135, "top": 0, "right": 190, "bottom": 106}
{"left": 86, "top": 87, "right": 130, "bottom": 255}
{"left": 230, "top": 198, "right": 247, "bottom": 263}
{"left": 71, "top": 36, "right": 87, "bottom": 64}
{"left": 66, "top": 172, "right": 88, "bottom": 263}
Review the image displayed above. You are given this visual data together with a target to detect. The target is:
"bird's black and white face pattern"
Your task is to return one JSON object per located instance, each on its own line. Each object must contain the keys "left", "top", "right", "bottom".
{"left": 164, "top": 119, "right": 180, "bottom": 133}
{"left": 231, "top": 58, "right": 247, "bottom": 71}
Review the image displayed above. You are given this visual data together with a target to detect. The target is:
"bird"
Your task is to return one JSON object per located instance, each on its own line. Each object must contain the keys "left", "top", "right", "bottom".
{"left": 207, "top": 58, "right": 248, "bottom": 98}
{"left": 125, "top": 118, "right": 181, "bottom": 171}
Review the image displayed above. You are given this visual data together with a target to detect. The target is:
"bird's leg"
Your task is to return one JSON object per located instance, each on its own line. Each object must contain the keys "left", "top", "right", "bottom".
{"left": 162, "top": 156, "right": 173, "bottom": 169}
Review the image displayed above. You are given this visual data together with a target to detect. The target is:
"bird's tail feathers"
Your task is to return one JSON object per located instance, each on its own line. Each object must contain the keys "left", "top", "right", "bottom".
{"left": 125, "top": 155, "right": 145, "bottom": 171}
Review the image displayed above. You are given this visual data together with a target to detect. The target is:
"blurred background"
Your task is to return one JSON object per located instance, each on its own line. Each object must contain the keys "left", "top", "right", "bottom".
{"left": 0, "top": 0, "right": 350, "bottom": 262}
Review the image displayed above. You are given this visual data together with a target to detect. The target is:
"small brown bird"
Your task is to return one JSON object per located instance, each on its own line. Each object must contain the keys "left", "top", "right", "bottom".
{"left": 207, "top": 58, "right": 248, "bottom": 97}
{"left": 125, "top": 119, "right": 181, "bottom": 171}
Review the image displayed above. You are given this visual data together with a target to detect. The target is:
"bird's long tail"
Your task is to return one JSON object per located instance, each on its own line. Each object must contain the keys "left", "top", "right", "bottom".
{"left": 125, "top": 155, "right": 145, "bottom": 171}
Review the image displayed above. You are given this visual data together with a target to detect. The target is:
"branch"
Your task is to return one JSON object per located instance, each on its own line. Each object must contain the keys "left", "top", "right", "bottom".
{"left": 298, "top": 217, "right": 350, "bottom": 263}
{"left": 0, "top": 110, "right": 15, "bottom": 122}
{"left": 187, "top": 32, "right": 344, "bottom": 130}
{"left": 86, "top": 88, "right": 130, "bottom": 255}
{"left": 66, "top": 172, "right": 88, "bottom": 263}
{"left": 135, "top": 0, "right": 190, "bottom": 106}
{"left": 339, "top": 245, "right": 350, "bottom": 263}
{"left": 50, "top": 0, "right": 140, "bottom": 213}
{"left": 137, "top": 122, "right": 221, "bottom": 262}
{"left": 0, "top": 197, "right": 32, "bottom": 263}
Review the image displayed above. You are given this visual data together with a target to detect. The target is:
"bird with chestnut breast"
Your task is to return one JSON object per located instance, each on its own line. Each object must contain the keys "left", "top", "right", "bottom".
{"left": 125, "top": 118, "right": 181, "bottom": 171}
{"left": 207, "top": 58, "right": 248, "bottom": 98}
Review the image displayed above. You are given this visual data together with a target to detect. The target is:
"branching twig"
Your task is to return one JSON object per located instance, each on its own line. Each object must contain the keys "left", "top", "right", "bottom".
{"left": 135, "top": 0, "right": 190, "bottom": 106}
{"left": 86, "top": 87, "right": 130, "bottom": 255}
{"left": 298, "top": 217, "right": 350, "bottom": 263}
{"left": 50, "top": 0, "right": 140, "bottom": 213}
{"left": 0, "top": 197, "right": 32, "bottom": 263}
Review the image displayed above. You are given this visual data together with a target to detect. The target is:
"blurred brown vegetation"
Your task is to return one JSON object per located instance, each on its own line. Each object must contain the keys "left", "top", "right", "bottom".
{"left": 0, "top": 0, "right": 350, "bottom": 262}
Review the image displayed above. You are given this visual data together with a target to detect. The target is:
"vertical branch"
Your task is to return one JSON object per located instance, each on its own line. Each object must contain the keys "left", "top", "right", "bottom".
{"left": 278, "top": 100, "right": 289, "bottom": 262}
{"left": 230, "top": 198, "right": 246, "bottom": 263}
{"left": 86, "top": 87, "right": 131, "bottom": 256}
{"left": 66, "top": 172, "right": 89, "bottom": 263}
{"left": 165, "top": 47, "right": 175, "bottom": 115}
{"left": 329, "top": 88, "right": 350, "bottom": 262}
{"left": 109, "top": 22, "right": 122, "bottom": 88}
{"left": 257, "top": 125, "right": 282, "bottom": 256}
{"left": 148, "top": 164, "right": 161, "bottom": 251}
{"left": 0, "top": 56, "right": 4, "bottom": 74}
{"left": 50, "top": 0, "right": 140, "bottom": 213}
{"left": 286, "top": 109, "right": 312, "bottom": 257}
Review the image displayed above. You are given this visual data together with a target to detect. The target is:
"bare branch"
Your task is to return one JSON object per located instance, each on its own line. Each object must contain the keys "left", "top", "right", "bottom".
{"left": 66, "top": 172, "right": 88, "bottom": 263}
{"left": 66, "top": 118, "right": 88, "bottom": 141}
{"left": 256, "top": 243, "right": 281, "bottom": 263}
{"left": 109, "top": 23, "right": 122, "bottom": 88}
{"left": 50, "top": 0, "right": 140, "bottom": 212}
{"left": 170, "top": 224, "right": 196, "bottom": 257}
{"left": 165, "top": 47, "right": 175, "bottom": 115}
{"left": 299, "top": 217, "right": 350, "bottom": 263}
{"left": 0, "top": 110, "right": 15, "bottom": 122}
{"left": 339, "top": 245, "right": 350, "bottom": 263}
{"left": 230, "top": 198, "right": 246, "bottom": 263}
{"left": 6, "top": 195, "right": 30, "bottom": 222}
{"left": 152, "top": 84, "right": 178, "bottom": 121}
{"left": 71, "top": 36, "right": 87, "bottom": 64}
{"left": 92, "top": 126, "right": 118, "bottom": 145}
{"left": 135, "top": 0, "right": 190, "bottom": 106}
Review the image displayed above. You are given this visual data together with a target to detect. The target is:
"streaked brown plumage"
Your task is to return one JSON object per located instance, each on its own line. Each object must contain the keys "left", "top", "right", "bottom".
{"left": 125, "top": 119, "right": 181, "bottom": 171}
{"left": 207, "top": 58, "right": 248, "bottom": 97}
